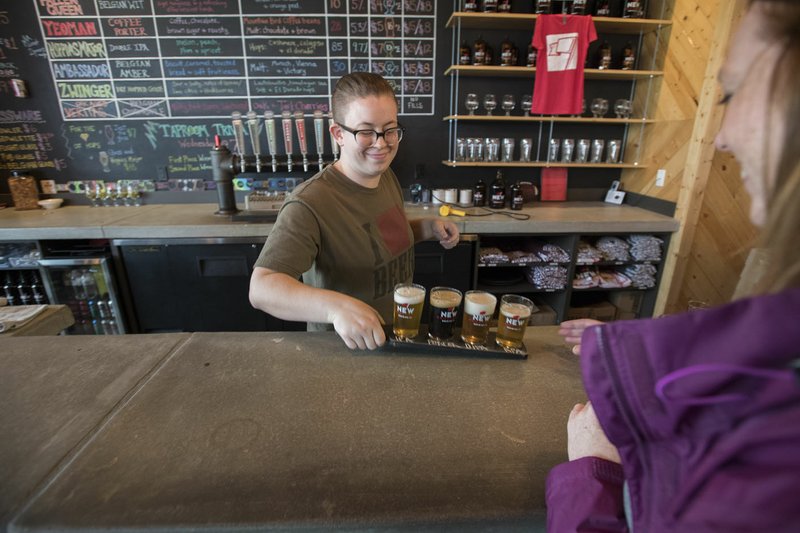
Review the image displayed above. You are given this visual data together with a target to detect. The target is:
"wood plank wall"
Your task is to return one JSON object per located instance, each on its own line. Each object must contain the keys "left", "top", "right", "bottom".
{"left": 621, "top": 0, "right": 755, "bottom": 315}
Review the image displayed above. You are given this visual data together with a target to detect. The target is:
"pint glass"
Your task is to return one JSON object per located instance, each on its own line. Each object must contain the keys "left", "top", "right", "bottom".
{"left": 496, "top": 294, "right": 535, "bottom": 348}
{"left": 460, "top": 290, "right": 497, "bottom": 345}
{"left": 392, "top": 283, "right": 426, "bottom": 338}
{"left": 428, "top": 287, "right": 463, "bottom": 340}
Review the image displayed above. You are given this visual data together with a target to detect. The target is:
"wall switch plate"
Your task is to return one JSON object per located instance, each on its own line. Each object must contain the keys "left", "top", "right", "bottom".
{"left": 656, "top": 168, "right": 666, "bottom": 187}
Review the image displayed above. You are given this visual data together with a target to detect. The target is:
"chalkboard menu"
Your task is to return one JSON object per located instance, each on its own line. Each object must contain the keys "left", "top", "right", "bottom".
{"left": 0, "top": 0, "right": 442, "bottom": 186}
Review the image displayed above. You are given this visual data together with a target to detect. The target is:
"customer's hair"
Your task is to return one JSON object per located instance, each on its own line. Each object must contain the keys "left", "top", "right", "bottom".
{"left": 752, "top": 0, "right": 800, "bottom": 292}
{"left": 331, "top": 73, "right": 397, "bottom": 124}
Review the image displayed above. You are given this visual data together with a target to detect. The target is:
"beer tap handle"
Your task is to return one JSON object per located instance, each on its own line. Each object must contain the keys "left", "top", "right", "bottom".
{"left": 294, "top": 111, "right": 309, "bottom": 172}
{"left": 328, "top": 112, "right": 339, "bottom": 162}
{"left": 263, "top": 110, "right": 278, "bottom": 173}
{"left": 231, "top": 111, "right": 246, "bottom": 173}
{"left": 313, "top": 110, "right": 325, "bottom": 169}
{"left": 246, "top": 110, "right": 262, "bottom": 173}
{"left": 281, "top": 111, "right": 293, "bottom": 172}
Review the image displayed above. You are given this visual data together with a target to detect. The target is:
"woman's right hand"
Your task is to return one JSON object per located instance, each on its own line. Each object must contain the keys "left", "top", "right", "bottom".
{"left": 329, "top": 297, "right": 386, "bottom": 350}
{"left": 558, "top": 318, "right": 603, "bottom": 355}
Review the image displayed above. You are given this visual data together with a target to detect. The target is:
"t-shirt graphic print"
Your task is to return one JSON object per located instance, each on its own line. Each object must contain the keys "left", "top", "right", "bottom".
{"left": 532, "top": 15, "right": 597, "bottom": 115}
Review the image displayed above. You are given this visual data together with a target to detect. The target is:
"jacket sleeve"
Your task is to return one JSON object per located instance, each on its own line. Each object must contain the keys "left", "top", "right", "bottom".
{"left": 546, "top": 456, "right": 628, "bottom": 532}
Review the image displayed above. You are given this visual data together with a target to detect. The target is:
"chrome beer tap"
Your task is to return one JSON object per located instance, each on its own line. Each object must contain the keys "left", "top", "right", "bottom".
{"left": 313, "top": 110, "right": 325, "bottom": 169}
{"left": 231, "top": 111, "right": 247, "bottom": 173}
{"left": 263, "top": 110, "right": 278, "bottom": 173}
{"left": 246, "top": 110, "right": 262, "bottom": 173}
{"left": 282, "top": 110, "right": 294, "bottom": 172}
{"left": 328, "top": 112, "right": 339, "bottom": 162}
{"left": 294, "top": 111, "right": 309, "bottom": 172}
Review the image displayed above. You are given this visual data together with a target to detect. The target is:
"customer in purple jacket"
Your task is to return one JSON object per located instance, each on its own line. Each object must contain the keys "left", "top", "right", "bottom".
{"left": 548, "top": 1, "right": 800, "bottom": 531}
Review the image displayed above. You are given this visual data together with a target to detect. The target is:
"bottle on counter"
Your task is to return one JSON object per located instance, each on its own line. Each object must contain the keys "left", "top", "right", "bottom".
{"left": 473, "top": 179, "right": 487, "bottom": 207}
{"left": 510, "top": 182, "right": 524, "bottom": 210}
{"left": 463, "top": 0, "right": 478, "bottom": 11}
{"left": 526, "top": 44, "right": 538, "bottom": 67}
{"left": 500, "top": 36, "right": 515, "bottom": 66}
{"left": 595, "top": 0, "right": 612, "bottom": 16}
{"left": 490, "top": 171, "right": 506, "bottom": 209}
{"left": 571, "top": 0, "right": 589, "bottom": 15}
{"left": 597, "top": 41, "right": 612, "bottom": 69}
{"left": 482, "top": 0, "right": 498, "bottom": 12}
{"left": 624, "top": 1, "right": 644, "bottom": 18}
{"left": 8, "top": 171, "right": 39, "bottom": 210}
{"left": 622, "top": 42, "right": 636, "bottom": 70}
{"left": 498, "top": 0, "right": 512, "bottom": 13}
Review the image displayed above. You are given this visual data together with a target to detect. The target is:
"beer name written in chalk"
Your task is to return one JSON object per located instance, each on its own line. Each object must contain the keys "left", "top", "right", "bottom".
{"left": 35, "top": 0, "right": 436, "bottom": 119}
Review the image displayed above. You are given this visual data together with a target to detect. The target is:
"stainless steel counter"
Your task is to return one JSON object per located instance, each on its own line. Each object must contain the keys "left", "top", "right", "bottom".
{"left": 1, "top": 327, "right": 583, "bottom": 531}
{"left": 0, "top": 202, "right": 678, "bottom": 240}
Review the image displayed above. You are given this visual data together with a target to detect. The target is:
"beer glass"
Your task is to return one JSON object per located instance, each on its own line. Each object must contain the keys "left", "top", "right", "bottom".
{"left": 428, "top": 287, "right": 463, "bottom": 340}
{"left": 496, "top": 294, "right": 535, "bottom": 349}
{"left": 392, "top": 283, "right": 426, "bottom": 339}
{"left": 460, "top": 290, "right": 497, "bottom": 345}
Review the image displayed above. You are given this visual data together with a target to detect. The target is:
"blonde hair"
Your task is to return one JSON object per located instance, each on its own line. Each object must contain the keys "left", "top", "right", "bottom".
{"left": 330, "top": 73, "right": 397, "bottom": 124}
{"left": 752, "top": 0, "right": 800, "bottom": 293}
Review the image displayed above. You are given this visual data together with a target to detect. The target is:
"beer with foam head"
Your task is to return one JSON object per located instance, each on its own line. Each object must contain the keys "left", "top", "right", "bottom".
{"left": 428, "top": 287, "right": 462, "bottom": 340}
{"left": 460, "top": 290, "right": 497, "bottom": 344}
{"left": 392, "top": 283, "right": 426, "bottom": 338}
{"left": 496, "top": 294, "right": 535, "bottom": 348}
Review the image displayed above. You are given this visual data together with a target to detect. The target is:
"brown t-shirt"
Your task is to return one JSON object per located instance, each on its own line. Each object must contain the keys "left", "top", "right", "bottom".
{"left": 254, "top": 166, "right": 415, "bottom": 330}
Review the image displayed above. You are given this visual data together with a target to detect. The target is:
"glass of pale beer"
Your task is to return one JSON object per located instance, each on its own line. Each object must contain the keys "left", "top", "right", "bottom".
{"left": 496, "top": 294, "right": 535, "bottom": 349}
{"left": 460, "top": 290, "right": 497, "bottom": 345}
{"left": 428, "top": 287, "right": 463, "bottom": 340}
{"left": 392, "top": 283, "right": 426, "bottom": 339}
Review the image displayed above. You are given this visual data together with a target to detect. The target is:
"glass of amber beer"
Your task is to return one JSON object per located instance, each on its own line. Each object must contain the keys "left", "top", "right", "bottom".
{"left": 460, "top": 290, "right": 497, "bottom": 345}
{"left": 428, "top": 287, "right": 462, "bottom": 340}
{"left": 392, "top": 283, "right": 426, "bottom": 339}
{"left": 496, "top": 294, "right": 535, "bottom": 349}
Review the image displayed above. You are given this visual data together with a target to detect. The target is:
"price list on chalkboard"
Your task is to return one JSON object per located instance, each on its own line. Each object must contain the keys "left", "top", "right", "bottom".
{"left": 34, "top": 0, "right": 436, "bottom": 121}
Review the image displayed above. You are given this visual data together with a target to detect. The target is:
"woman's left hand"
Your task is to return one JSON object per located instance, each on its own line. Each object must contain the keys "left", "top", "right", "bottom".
{"left": 567, "top": 401, "right": 621, "bottom": 464}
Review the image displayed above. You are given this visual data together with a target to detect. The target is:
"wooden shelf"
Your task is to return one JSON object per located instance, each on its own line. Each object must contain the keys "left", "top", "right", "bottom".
{"left": 446, "top": 12, "right": 672, "bottom": 33}
{"left": 444, "top": 65, "right": 662, "bottom": 80}
{"left": 442, "top": 161, "right": 643, "bottom": 169}
{"left": 443, "top": 115, "right": 655, "bottom": 124}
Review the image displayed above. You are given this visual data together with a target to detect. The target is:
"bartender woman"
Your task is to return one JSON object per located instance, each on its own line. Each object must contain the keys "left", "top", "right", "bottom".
{"left": 249, "top": 72, "right": 459, "bottom": 350}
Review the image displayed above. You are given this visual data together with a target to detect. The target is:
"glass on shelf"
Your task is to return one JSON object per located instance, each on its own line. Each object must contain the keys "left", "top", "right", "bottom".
{"left": 614, "top": 99, "right": 632, "bottom": 119}
{"left": 501, "top": 94, "right": 516, "bottom": 116}
{"left": 482, "top": 93, "right": 497, "bottom": 116}
{"left": 590, "top": 98, "right": 609, "bottom": 118}
{"left": 127, "top": 183, "right": 142, "bottom": 207}
{"left": 464, "top": 93, "right": 479, "bottom": 115}
{"left": 521, "top": 94, "right": 532, "bottom": 116}
{"left": 84, "top": 181, "right": 100, "bottom": 207}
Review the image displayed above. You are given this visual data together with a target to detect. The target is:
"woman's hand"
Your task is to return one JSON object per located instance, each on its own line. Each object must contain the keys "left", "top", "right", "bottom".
{"left": 558, "top": 318, "right": 603, "bottom": 355}
{"left": 567, "top": 401, "right": 621, "bottom": 464}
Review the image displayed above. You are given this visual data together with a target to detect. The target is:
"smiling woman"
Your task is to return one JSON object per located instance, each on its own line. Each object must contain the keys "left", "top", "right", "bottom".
{"left": 547, "top": 1, "right": 800, "bottom": 531}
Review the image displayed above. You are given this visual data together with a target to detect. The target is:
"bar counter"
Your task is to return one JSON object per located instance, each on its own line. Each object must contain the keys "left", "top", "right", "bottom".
{"left": 0, "top": 202, "right": 678, "bottom": 240}
{"left": 1, "top": 327, "right": 583, "bottom": 531}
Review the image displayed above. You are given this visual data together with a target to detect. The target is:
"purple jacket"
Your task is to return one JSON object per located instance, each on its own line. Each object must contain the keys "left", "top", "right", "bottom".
{"left": 546, "top": 288, "right": 800, "bottom": 532}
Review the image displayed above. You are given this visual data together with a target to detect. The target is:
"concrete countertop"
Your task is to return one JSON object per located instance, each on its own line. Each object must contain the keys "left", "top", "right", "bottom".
{"left": 0, "top": 202, "right": 678, "bottom": 240}
{"left": 1, "top": 327, "right": 583, "bottom": 531}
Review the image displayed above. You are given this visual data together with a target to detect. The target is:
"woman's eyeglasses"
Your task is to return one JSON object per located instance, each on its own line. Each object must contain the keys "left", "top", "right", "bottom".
{"left": 338, "top": 124, "right": 404, "bottom": 147}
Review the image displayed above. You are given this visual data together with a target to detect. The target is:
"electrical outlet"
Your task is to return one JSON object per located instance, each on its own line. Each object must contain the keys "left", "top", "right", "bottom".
{"left": 656, "top": 169, "right": 666, "bottom": 187}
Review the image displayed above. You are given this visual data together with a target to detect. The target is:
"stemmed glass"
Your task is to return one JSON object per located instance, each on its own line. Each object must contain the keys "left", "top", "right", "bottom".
{"left": 105, "top": 183, "right": 118, "bottom": 207}
{"left": 501, "top": 94, "right": 516, "bottom": 116}
{"left": 483, "top": 93, "right": 497, "bottom": 116}
{"left": 614, "top": 99, "right": 632, "bottom": 119}
{"left": 590, "top": 98, "right": 609, "bottom": 118}
{"left": 464, "top": 93, "right": 479, "bottom": 115}
{"left": 521, "top": 94, "right": 532, "bottom": 116}
{"left": 84, "top": 181, "right": 100, "bottom": 207}
{"left": 127, "top": 182, "right": 142, "bottom": 206}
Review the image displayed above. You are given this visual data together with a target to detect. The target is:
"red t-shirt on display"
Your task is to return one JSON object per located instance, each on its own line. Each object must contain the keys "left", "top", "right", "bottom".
{"left": 531, "top": 15, "right": 597, "bottom": 115}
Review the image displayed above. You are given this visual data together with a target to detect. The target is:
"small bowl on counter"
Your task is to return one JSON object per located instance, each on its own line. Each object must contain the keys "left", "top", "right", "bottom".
{"left": 37, "top": 198, "right": 64, "bottom": 210}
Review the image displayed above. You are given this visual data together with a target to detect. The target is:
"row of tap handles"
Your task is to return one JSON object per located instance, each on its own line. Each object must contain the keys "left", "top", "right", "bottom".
{"left": 230, "top": 109, "right": 339, "bottom": 174}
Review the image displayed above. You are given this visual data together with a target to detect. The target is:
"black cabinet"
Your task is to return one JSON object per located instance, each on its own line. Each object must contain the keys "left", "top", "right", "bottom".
{"left": 114, "top": 238, "right": 304, "bottom": 333}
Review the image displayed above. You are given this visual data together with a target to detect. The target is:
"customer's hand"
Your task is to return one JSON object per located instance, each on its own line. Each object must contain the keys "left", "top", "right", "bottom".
{"left": 329, "top": 297, "right": 386, "bottom": 350}
{"left": 567, "top": 401, "right": 621, "bottom": 464}
{"left": 558, "top": 318, "right": 603, "bottom": 355}
{"left": 432, "top": 219, "right": 460, "bottom": 249}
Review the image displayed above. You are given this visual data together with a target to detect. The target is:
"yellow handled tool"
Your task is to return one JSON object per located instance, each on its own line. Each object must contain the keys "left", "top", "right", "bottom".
{"left": 439, "top": 205, "right": 465, "bottom": 217}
